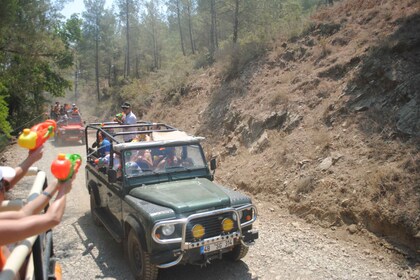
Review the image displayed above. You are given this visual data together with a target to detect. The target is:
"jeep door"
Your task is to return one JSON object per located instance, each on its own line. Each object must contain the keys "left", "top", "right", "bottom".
{"left": 106, "top": 180, "right": 124, "bottom": 234}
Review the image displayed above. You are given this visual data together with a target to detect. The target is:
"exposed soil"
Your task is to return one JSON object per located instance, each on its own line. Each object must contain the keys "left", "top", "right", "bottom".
{"left": 139, "top": 0, "right": 420, "bottom": 257}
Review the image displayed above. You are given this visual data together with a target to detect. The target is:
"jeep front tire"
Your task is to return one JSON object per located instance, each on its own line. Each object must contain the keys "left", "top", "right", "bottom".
{"left": 224, "top": 242, "right": 249, "bottom": 261}
{"left": 127, "top": 229, "right": 158, "bottom": 280}
{"left": 89, "top": 193, "right": 101, "bottom": 226}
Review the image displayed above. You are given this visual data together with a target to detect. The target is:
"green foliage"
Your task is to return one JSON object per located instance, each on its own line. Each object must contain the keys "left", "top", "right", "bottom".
{"left": 0, "top": 90, "right": 12, "bottom": 137}
{"left": 0, "top": 0, "right": 75, "bottom": 131}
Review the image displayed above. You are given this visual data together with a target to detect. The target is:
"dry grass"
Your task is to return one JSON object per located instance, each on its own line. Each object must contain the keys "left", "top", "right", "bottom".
{"left": 311, "top": 129, "right": 331, "bottom": 158}
{"left": 319, "top": 37, "right": 331, "bottom": 59}
{"left": 269, "top": 90, "right": 289, "bottom": 107}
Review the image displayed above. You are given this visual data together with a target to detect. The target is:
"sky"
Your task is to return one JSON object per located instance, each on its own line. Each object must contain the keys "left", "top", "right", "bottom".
{"left": 61, "top": 0, "right": 114, "bottom": 19}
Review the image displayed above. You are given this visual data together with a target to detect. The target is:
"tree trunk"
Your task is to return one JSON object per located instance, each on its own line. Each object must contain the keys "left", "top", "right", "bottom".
{"left": 107, "top": 61, "right": 111, "bottom": 87}
{"left": 95, "top": 37, "right": 100, "bottom": 101}
{"left": 135, "top": 53, "right": 140, "bottom": 78}
{"left": 187, "top": 0, "right": 195, "bottom": 54}
{"left": 233, "top": 0, "right": 239, "bottom": 44}
{"left": 176, "top": 0, "right": 185, "bottom": 56}
{"left": 125, "top": 0, "right": 131, "bottom": 77}
{"left": 152, "top": 16, "right": 158, "bottom": 70}
{"left": 209, "top": 0, "right": 216, "bottom": 58}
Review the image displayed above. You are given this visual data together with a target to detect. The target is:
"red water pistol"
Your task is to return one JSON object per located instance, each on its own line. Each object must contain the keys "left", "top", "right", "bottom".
{"left": 17, "top": 119, "right": 57, "bottom": 150}
{"left": 51, "top": 153, "right": 82, "bottom": 181}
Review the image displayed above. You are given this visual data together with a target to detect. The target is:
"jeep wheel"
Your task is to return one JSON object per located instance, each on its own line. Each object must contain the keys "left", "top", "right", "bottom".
{"left": 224, "top": 242, "right": 249, "bottom": 261}
{"left": 127, "top": 229, "right": 158, "bottom": 280}
{"left": 89, "top": 194, "right": 101, "bottom": 226}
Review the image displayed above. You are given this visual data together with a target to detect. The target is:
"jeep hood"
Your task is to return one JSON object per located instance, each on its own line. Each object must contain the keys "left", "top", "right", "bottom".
{"left": 129, "top": 178, "right": 230, "bottom": 213}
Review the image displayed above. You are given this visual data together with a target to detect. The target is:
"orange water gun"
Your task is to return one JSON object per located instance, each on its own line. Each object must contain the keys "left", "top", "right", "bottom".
{"left": 51, "top": 153, "right": 82, "bottom": 181}
{"left": 18, "top": 119, "right": 57, "bottom": 150}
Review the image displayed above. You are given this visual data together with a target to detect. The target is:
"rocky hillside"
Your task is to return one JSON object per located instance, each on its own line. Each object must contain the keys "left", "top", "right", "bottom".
{"left": 144, "top": 0, "right": 420, "bottom": 256}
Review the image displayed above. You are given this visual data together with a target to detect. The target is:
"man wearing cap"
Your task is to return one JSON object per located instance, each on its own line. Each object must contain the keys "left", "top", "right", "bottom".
{"left": 120, "top": 102, "right": 137, "bottom": 142}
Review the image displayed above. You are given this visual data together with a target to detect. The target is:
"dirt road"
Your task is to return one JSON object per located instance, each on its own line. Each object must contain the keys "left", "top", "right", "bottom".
{"left": 4, "top": 139, "right": 418, "bottom": 280}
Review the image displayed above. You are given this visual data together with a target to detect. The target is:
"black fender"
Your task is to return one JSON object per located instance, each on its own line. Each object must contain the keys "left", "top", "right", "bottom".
{"left": 124, "top": 215, "right": 148, "bottom": 252}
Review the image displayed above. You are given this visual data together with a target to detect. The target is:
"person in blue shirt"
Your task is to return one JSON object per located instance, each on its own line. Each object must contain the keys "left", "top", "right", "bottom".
{"left": 97, "top": 131, "right": 111, "bottom": 157}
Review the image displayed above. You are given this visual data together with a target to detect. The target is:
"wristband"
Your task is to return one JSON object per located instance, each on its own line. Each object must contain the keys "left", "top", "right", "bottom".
{"left": 42, "top": 191, "right": 53, "bottom": 199}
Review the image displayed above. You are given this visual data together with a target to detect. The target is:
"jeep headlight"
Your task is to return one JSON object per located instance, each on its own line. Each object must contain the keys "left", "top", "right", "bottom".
{"left": 161, "top": 224, "right": 175, "bottom": 236}
{"left": 222, "top": 218, "right": 234, "bottom": 232}
{"left": 192, "top": 224, "right": 205, "bottom": 239}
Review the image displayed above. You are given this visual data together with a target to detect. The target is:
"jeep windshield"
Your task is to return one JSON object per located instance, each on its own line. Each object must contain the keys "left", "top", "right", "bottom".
{"left": 122, "top": 144, "right": 208, "bottom": 180}
{"left": 67, "top": 115, "right": 82, "bottom": 125}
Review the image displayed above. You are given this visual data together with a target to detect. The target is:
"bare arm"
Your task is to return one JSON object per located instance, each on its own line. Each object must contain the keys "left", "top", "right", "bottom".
{"left": 8, "top": 146, "right": 44, "bottom": 190}
{"left": 0, "top": 185, "right": 69, "bottom": 246}
{"left": 0, "top": 178, "right": 72, "bottom": 220}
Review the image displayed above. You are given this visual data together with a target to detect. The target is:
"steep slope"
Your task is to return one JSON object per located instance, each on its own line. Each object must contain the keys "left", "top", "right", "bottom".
{"left": 144, "top": 0, "right": 420, "bottom": 255}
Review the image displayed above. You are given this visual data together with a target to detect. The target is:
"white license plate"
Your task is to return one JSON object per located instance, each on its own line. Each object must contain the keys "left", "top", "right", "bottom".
{"left": 201, "top": 238, "right": 234, "bottom": 254}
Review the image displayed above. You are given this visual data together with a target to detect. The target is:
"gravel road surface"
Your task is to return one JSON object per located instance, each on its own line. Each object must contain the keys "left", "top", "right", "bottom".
{"left": 4, "top": 138, "right": 418, "bottom": 280}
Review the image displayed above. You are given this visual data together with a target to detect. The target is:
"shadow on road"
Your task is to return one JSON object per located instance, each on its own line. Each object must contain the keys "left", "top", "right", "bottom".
{"left": 74, "top": 212, "right": 255, "bottom": 280}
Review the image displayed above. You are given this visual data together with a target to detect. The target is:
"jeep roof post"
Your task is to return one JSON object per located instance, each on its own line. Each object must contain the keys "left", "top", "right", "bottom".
{"left": 84, "top": 121, "right": 258, "bottom": 280}
{"left": 210, "top": 157, "right": 217, "bottom": 179}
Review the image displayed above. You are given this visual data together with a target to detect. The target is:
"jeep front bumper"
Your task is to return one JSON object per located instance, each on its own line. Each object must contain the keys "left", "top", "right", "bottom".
{"left": 151, "top": 205, "right": 258, "bottom": 268}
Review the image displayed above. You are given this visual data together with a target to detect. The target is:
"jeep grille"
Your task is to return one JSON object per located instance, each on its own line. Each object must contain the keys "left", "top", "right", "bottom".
{"left": 185, "top": 212, "right": 238, "bottom": 242}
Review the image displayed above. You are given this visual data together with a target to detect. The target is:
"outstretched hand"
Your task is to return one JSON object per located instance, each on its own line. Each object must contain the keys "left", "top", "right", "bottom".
{"left": 56, "top": 173, "right": 76, "bottom": 195}
{"left": 27, "top": 145, "right": 44, "bottom": 164}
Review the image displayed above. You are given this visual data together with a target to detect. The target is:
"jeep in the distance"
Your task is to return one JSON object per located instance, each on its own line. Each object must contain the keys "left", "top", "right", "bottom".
{"left": 55, "top": 113, "right": 85, "bottom": 146}
{"left": 84, "top": 122, "right": 258, "bottom": 280}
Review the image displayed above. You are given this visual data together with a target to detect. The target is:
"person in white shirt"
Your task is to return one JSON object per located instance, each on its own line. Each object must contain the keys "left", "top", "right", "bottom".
{"left": 120, "top": 102, "right": 137, "bottom": 142}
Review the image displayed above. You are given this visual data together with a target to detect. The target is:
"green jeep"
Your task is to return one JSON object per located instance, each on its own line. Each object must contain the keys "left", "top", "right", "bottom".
{"left": 84, "top": 122, "right": 258, "bottom": 280}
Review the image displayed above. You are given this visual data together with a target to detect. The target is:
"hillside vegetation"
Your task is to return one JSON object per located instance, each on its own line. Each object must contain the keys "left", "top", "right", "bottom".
{"left": 128, "top": 0, "right": 419, "bottom": 256}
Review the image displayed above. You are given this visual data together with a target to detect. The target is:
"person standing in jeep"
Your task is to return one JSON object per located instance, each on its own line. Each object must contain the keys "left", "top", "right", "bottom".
{"left": 120, "top": 102, "right": 137, "bottom": 142}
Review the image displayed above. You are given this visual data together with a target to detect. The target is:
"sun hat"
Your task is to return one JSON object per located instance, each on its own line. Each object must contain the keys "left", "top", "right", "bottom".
{"left": 0, "top": 166, "right": 16, "bottom": 181}
{"left": 121, "top": 102, "right": 131, "bottom": 109}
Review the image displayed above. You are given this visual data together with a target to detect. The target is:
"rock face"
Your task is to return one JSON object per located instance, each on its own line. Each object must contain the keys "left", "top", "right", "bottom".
{"left": 345, "top": 17, "right": 420, "bottom": 137}
{"left": 397, "top": 98, "right": 420, "bottom": 136}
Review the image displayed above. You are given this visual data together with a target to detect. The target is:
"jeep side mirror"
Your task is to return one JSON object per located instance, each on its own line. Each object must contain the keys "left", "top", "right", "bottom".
{"left": 210, "top": 158, "right": 217, "bottom": 171}
{"left": 108, "top": 169, "right": 117, "bottom": 183}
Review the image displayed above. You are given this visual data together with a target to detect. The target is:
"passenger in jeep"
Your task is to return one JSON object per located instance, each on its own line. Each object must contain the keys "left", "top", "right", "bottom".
{"left": 133, "top": 149, "right": 153, "bottom": 171}
{"left": 97, "top": 132, "right": 111, "bottom": 158}
{"left": 155, "top": 147, "right": 180, "bottom": 169}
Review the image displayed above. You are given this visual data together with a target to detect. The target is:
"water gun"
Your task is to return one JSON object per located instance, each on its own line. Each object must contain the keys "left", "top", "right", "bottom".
{"left": 114, "top": 113, "right": 124, "bottom": 123}
{"left": 18, "top": 119, "right": 57, "bottom": 150}
{"left": 51, "top": 153, "right": 82, "bottom": 181}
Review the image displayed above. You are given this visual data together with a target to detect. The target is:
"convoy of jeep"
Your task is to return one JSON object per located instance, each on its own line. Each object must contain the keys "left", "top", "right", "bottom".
{"left": 84, "top": 121, "right": 259, "bottom": 280}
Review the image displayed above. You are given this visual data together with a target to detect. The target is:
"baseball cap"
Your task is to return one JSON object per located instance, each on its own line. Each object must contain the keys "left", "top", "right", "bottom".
{"left": 0, "top": 166, "right": 16, "bottom": 181}
{"left": 121, "top": 102, "right": 131, "bottom": 109}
